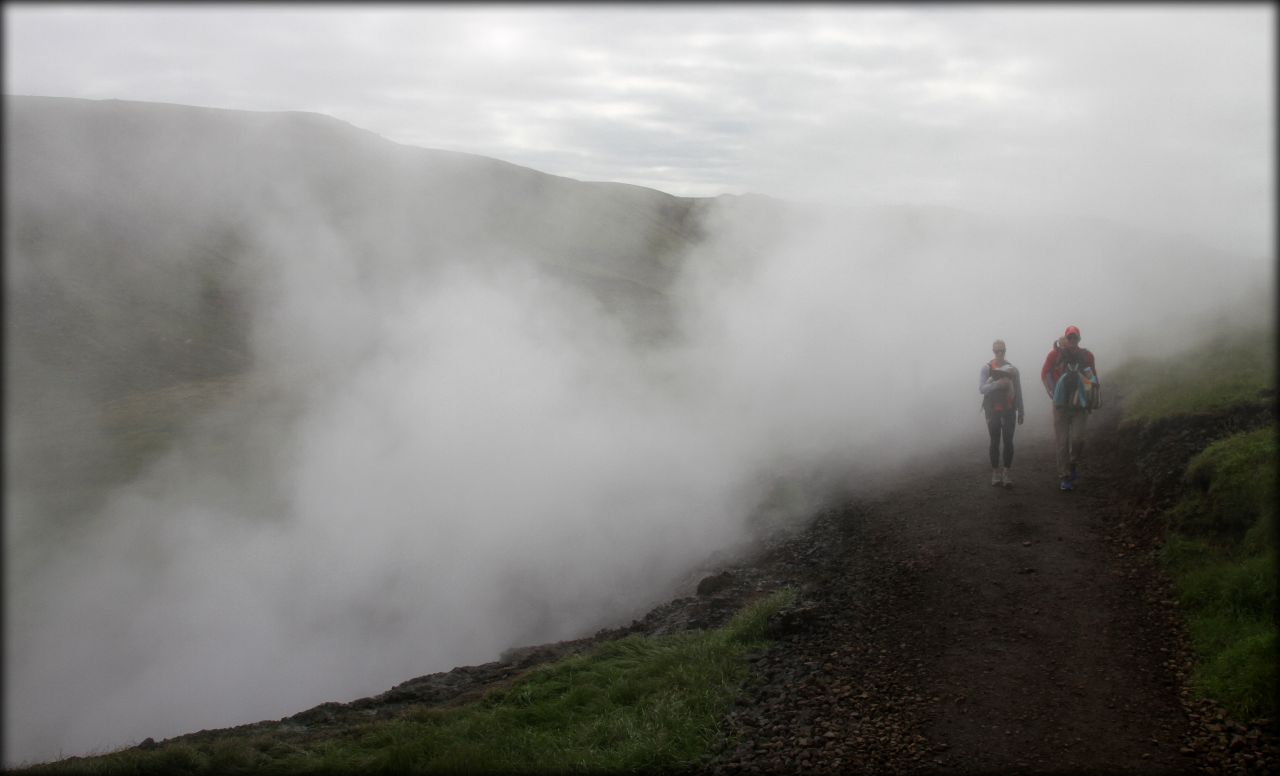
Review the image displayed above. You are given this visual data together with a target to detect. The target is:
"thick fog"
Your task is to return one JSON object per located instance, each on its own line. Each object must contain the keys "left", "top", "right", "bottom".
{"left": 5, "top": 108, "right": 1273, "bottom": 765}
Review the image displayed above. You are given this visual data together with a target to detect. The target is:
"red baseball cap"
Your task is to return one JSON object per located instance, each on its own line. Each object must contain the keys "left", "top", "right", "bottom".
{"left": 1064, "top": 325, "right": 1081, "bottom": 339}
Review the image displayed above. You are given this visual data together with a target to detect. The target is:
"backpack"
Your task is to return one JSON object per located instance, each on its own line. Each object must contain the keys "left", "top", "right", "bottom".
{"left": 1052, "top": 348, "right": 1100, "bottom": 409}
{"left": 982, "top": 359, "right": 1017, "bottom": 413}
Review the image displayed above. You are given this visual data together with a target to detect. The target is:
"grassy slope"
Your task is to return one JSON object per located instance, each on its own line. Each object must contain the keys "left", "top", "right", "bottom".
{"left": 1111, "top": 325, "right": 1275, "bottom": 424}
{"left": 1113, "top": 325, "right": 1276, "bottom": 720}
{"left": 17, "top": 591, "right": 795, "bottom": 774}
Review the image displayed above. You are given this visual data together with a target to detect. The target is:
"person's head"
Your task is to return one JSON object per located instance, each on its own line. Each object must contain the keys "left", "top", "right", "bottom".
{"left": 1063, "top": 325, "right": 1081, "bottom": 348}
{"left": 992, "top": 339, "right": 1007, "bottom": 359}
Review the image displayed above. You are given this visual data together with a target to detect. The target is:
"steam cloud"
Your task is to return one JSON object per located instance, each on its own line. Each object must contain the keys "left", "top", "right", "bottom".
{"left": 4, "top": 118, "right": 1272, "bottom": 766}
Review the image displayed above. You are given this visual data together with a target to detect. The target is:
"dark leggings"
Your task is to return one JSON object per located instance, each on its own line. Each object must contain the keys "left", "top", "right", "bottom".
{"left": 986, "top": 409, "right": 1016, "bottom": 468}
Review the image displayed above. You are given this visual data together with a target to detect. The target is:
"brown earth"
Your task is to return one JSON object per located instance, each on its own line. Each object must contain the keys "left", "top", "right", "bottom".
{"left": 126, "top": 399, "right": 1277, "bottom": 774}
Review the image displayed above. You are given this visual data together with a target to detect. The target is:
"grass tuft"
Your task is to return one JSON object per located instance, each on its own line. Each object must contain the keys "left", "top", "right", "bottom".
{"left": 1169, "top": 428, "right": 1277, "bottom": 539}
{"left": 1196, "top": 630, "right": 1278, "bottom": 721}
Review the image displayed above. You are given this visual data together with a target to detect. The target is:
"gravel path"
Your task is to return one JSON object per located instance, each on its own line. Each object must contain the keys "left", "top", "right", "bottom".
{"left": 706, "top": 403, "right": 1276, "bottom": 774}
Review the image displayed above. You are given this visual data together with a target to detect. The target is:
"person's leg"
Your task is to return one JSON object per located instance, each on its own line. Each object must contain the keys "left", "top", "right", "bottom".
{"left": 1001, "top": 409, "right": 1016, "bottom": 468}
{"left": 986, "top": 413, "right": 1002, "bottom": 483}
{"left": 1053, "top": 406, "right": 1070, "bottom": 480}
{"left": 999, "top": 409, "right": 1016, "bottom": 486}
{"left": 1069, "top": 409, "right": 1089, "bottom": 475}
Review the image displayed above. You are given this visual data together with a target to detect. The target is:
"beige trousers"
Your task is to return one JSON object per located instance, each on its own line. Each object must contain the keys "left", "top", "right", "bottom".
{"left": 1053, "top": 406, "right": 1089, "bottom": 478}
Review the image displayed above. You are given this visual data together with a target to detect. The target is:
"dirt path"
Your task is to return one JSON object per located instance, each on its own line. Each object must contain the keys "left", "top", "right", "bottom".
{"left": 709, "top": 404, "right": 1198, "bottom": 773}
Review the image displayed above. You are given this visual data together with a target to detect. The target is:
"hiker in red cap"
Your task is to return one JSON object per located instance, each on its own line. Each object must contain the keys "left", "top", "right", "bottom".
{"left": 1041, "top": 326, "right": 1100, "bottom": 491}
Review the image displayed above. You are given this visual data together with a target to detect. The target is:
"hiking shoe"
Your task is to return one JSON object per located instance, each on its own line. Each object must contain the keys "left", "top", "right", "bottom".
{"left": 991, "top": 468, "right": 1001, "bottom": 486}
{"left": 1001, "top": 468, "right": 1013, "bottom": 488}
{"left": 1059, "top": 478, "right": 1074, "bottom": 491}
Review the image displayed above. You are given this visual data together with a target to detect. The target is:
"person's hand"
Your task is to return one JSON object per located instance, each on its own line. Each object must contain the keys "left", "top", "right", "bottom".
{"left": 1017, "top": 413, "right": 1024, "bottom": 426}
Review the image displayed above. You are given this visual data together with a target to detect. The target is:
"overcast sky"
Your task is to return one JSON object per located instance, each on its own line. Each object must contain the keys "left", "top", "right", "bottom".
{"left": 4, "top": 3, "right": 1274, "bottom": 257}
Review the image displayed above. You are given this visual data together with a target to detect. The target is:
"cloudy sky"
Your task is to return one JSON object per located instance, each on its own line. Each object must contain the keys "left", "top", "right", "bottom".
{"left": 4, "top": 3, "right": 1274, "bottom": 257}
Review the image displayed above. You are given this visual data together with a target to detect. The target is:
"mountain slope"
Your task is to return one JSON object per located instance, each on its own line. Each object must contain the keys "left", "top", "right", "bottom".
{"left": 6, "top": 96, "right": 775, "bottom": 530}
{"left": 5, "top": 95, "right": 714, "bottom": 400}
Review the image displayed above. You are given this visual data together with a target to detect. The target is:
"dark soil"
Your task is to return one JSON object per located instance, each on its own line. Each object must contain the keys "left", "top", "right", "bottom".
{"left": 137, "top": 399, "right": 1278, "bottom": 774}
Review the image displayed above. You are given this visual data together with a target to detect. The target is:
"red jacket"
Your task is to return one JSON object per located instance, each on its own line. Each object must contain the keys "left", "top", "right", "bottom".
{"left": 1041, "top": 342, "right": 1098, "bottom": 396}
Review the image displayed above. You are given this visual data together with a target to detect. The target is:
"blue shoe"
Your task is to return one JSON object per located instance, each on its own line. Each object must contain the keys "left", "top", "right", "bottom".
{"left": 1060, "top": 478, "right": 1074, "bottom": 491}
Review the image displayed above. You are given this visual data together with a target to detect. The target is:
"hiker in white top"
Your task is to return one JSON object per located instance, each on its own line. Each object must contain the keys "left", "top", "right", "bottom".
{"left": 979, "top": 339, "right": 1025, "bottom": 488}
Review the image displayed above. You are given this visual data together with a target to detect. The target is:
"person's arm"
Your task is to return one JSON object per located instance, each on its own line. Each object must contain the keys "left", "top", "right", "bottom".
{"left": 1040, "top": 349, "right": 1058, "bottom": 396}
{"left": 979, "top": 363, "right": 992, "bottom": 393}
{"left": 1085, "top": 349, "right": 1099, "bottom": 385}
{"left": 980, "top": 378, "right": 1007, "bottom": 395}
{"left": 1014, "top": 373, "right": 1026, "bottom": 417}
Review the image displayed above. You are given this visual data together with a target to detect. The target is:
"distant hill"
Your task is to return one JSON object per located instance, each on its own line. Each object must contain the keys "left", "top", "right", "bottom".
{"left": 5, "top": 95, "right": 728, "bottom": 398}
{"left": 4, "top": 96, "right": 801, "bottom": 526}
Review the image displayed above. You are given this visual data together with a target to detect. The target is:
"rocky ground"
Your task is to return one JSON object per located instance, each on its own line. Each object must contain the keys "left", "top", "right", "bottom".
{"left": 140, "top": 398, "right": 1276, "bottom": 774}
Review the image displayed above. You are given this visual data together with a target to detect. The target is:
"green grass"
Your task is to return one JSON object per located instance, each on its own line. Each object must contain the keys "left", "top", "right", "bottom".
{"left": 1111, "top": 325, "right": 1275, "bottom": 424}
{"left": 18, "top": 589, "right": 796, "bottom": 775}
{"left": 1109, "top": 324, "right": 1277, "bottom": 720}
{"left": 1160, "top": 529, "right": 1276, "bottom": 720}
{"left": 1169, "top": 427, "right": 1278, "bottom": 539}
{"left": 1156, "top": 432, "right": 1277, "bottom": 720}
